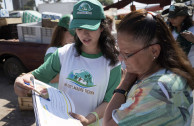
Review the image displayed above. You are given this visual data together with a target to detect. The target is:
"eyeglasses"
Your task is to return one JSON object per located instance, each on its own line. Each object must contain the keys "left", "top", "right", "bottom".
{"left": 119, "top": 43, "right": 158, "bottom": 60}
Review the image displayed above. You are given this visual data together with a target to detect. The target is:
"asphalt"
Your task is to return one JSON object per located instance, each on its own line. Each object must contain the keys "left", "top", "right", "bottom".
{"left": 0, "top": 64, "right": 35, "bottom": 126}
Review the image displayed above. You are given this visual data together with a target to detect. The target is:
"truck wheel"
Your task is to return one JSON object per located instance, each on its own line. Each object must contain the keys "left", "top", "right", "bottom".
{"left": 3, "top": 57, "right": 26, "bottom": 82}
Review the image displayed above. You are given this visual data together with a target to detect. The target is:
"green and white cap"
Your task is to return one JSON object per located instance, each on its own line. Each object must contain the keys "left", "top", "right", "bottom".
{"left": 58, "top": 14, "right": 75, "bottom": 36}
{"left": 70, "top": 0, "right": 105, "bottom": 31}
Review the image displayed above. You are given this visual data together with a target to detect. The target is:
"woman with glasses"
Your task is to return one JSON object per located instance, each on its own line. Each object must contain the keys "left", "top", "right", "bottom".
{"left": 103, "top": 10, "right": 194, "bottom": 126}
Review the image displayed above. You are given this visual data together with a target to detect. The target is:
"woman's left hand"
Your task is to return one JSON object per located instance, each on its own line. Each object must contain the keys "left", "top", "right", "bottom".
{"left": 180, "top": 31, "right": 194, "bottom": 43}
{"left": 70, "top": 112, "right": 89, "bottom": 126}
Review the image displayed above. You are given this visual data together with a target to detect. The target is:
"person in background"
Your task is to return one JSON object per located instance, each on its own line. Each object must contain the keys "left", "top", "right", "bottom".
{"left": 103, "top": 10, "right": 194, "bottom": 126}
{"left": 14, "top": 0, "right": 121, "bottom": 125}
{"left": 44, "top": 14, "right": 75, "bottom": 62}
{"left": 44, "top": 14, "right": 75, "bottom": 89}
{"left": 105, "top": 15, "right": 114, "bottom": 32}
{"left": 168, "top": 3, "right": 194, "bottom": 67}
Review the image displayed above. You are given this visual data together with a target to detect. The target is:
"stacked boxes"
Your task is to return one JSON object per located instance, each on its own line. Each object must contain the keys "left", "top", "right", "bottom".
{"left": 42, "top": 12, "right": 61, "bottom": 28}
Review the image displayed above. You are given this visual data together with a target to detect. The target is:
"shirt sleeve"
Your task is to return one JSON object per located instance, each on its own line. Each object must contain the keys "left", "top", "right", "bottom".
{"left": 103, "top": 64, "right": 121, "bottom": 102}
{"left": 112, "top": 75, "right": 193, "bottom": 126}
{"left": 32, "top": 50, "right": 61, "bottom": 83}
{"left": 44, "top": 53, "right": 52, "bottom": 62}
{"left": 188, "top": 26, "right": 194, "bottom": 34}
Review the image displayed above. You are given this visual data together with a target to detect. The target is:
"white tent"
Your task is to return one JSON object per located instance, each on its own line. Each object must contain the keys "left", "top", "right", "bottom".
{"left": 37, "top": 2, "right": 76, "bottom": 15}
{"left": 105, "top": 1, "right": 161, "bottom": 16}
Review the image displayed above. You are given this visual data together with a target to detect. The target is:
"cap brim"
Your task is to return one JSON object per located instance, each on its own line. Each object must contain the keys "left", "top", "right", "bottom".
{"left": 70, "top": 19, "right": 101, "bottom": 31}
{"left": 168, "top": 14, "right": 176, "bottom": 18}
{"left": 168, "top": 11, "right": 176, "bottom": 18}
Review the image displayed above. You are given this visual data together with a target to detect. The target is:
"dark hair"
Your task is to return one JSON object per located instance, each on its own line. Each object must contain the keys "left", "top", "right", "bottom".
{"left": 74, "top": 19, "right": 119, "bottom": 66}
{"left": 49, "top": 26, "right": 67, "bottom": 47}
{"left": 118, "top": 10, "right": 194, "bottom": 89}
{"left": 169, "top": 15, "right": 193, "bottom": 32}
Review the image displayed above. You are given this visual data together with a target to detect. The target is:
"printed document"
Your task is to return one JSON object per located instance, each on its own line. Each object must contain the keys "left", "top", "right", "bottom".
{"left": 32, "top": 78, "right": 82, "bottom": 126}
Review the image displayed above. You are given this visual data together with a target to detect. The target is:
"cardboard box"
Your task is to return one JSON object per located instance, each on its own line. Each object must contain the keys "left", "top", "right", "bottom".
{"left": 42, "top": 19, "right": 58, "bottom": 28}
{"left": 0, "top": 18, "right": 22, "bottom": 26}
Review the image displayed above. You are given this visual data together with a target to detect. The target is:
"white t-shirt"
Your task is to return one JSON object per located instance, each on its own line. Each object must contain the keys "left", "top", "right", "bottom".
{"left": 58, "top": 44, "right": 121, "bottom": 116}
{"left": 44, "top": 47, "right": 58, "bottom": 62}
{"left": 33, "top": 43, "right": 121, "bottom": 117}
{"left": 45, "top": 47, "right": 58, "bottom": 55}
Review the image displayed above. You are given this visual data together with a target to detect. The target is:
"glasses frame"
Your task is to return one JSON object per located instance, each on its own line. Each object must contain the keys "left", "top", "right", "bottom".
{"left": 119, "top": 43, "right": 158, "bottom": 60}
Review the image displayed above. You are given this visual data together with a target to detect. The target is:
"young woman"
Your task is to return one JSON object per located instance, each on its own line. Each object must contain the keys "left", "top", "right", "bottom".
{"left": 103, "top": 10, "right": 194, "bottom": 126}
{"left": 168, "top": 3, "right": 194, "bottom": 67}
{"left": 44, "top": 14, "right": 75, "bottom": 88}
{"left": 14, "top": 0, "right": 121, "bottom": 125}
{"left": 44, "top": 14, "right": 74, "bottom": 62}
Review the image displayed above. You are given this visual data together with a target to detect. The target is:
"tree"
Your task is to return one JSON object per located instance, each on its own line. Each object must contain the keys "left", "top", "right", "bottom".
{"left": 174, "top": 0, "right": 190, "bottom": 3}
{"left": 0, "top": 0, "right": 2, "bottom": 9}
{"left": 23, "top": 0, "right": 35, "bottom": 10}
{"left": 98, "top": 0, "right": 113, "bottom": 6}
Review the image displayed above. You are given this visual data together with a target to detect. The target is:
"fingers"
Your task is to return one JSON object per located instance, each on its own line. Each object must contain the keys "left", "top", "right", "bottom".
{"left": 181, "top": 31, "right": 192, "bottom": 36}
{"left": 69, "top": 112, "right": 89, "bottom": 126}
{"left": 70, "top": 112, "right": 80, "bottom": 120}
{"left": 14, "top": 82, "right": 31, "bottom": 97}
{"left": 14, "top": 74, "right": 34, "bottom": 97}
{"left": 181, "top": 31, "right": 194, "bottom": 43}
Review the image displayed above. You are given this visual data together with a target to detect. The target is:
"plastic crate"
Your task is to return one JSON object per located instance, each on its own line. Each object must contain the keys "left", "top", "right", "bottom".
{"left": 41, "top": 27, "right": 53, "bottom": 44}
{"left": 17, "top": 22, "right": 53, "bottom": 44}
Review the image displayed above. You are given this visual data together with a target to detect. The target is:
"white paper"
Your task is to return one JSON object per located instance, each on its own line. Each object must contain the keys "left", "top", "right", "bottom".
{"left": 32, "top": 78, "right": 82, "bottom": 126}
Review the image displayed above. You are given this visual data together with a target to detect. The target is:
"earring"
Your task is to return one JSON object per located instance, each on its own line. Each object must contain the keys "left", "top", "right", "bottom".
{"left": 153, "top": 57, "right": 156, "bottom": 60}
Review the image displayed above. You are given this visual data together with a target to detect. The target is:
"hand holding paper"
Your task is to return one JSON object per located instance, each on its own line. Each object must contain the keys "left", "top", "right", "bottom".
{"left": 32, "top": 78, "right": 83, "bottom": 126}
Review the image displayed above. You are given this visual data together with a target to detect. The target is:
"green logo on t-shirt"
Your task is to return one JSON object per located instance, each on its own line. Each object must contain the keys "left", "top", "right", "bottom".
{"left": 67, "top": 69, "right": 95, "bottom": 88}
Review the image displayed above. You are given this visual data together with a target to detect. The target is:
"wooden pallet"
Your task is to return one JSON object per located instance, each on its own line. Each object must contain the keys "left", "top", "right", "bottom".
{"left": 18, "top": 97, "right": 33, "bottom": 110}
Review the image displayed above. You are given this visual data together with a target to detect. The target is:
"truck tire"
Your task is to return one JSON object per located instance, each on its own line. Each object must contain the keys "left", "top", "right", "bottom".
{"left": 3, "top": 57, "right": 26, "bottom": 82}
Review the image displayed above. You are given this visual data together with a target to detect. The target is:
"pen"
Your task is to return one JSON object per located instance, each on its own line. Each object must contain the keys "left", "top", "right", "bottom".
{"left": 24, "top": 82, "right": 50, "bottom": 101}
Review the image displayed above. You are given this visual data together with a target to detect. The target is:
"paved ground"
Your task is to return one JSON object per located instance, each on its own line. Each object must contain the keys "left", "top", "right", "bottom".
{"left": 0, "top": 64, "right": 35, "bottom": 126}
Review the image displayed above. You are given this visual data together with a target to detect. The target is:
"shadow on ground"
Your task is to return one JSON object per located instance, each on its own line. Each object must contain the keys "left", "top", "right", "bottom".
{"left": 0, "top": 64, "right": 35, "bottom": 126}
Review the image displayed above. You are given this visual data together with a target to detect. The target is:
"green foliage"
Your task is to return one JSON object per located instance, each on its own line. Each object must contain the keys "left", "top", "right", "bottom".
{"left": 98, "top": 0, "right": 113, "bottom": 6}
{"left": 175, "top": 0, "right": 190, "bottom": 3}
{"left": 0, "top": 0, "right": 2, "bottom": 9}
{"left": 23, "top": 0, "right": 35, "bottom": 10}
